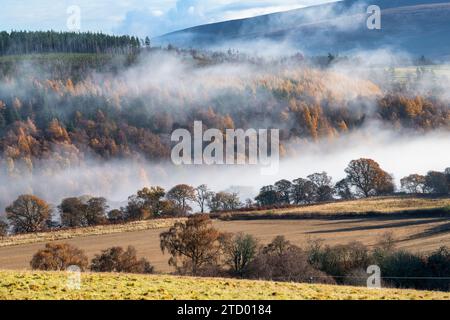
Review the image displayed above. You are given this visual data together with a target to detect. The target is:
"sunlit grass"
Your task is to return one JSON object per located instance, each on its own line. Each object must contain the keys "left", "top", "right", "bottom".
{"left": 233, "top": 197, "right": 450, "bottom": 217}
{"left": 0, "top": 270, "right": 448, "bottom": 300}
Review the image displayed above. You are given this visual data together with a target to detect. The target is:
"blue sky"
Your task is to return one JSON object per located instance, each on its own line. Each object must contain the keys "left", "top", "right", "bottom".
{"left": 0, "top": 0, "right": 338, "bottom": 37}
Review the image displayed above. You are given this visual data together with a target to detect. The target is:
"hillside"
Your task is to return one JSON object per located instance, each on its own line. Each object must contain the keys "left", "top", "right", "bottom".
{"left": 154, "top": 0, "right": 450, "bottom": 58}
{"left": 220, "top": 196, "right": 450, "bottom": 218}
{"left": 0, "top": 270, "right": 448, "bottom": 300}
{"left": 1, "top": 196, "right": 449, "bottom": 272}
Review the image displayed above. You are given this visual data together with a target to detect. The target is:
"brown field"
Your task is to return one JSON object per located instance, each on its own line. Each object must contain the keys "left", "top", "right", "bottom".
{"left": 0, "top": 218, "right": 186, "bottom": 248}
{"left": 1, "top": 215, "right": 450, "bottom": 273}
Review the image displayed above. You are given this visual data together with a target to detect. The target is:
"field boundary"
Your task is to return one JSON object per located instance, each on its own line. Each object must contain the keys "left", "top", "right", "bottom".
{"left": 212, "top": 207, "right": 450, "bottom": 221}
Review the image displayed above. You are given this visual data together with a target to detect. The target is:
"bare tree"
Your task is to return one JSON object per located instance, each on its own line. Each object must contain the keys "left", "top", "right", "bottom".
{"left": 195, "top": 184, "right": 212, "bottom": 213}
{"left": 308, "top": 172, "right": 334, "bottom": 202}
{"left": 334, "top": 178, "right": 353, "bottom": 200}
{"left": 400, "top": 174, "right": 426, "bottom": 193}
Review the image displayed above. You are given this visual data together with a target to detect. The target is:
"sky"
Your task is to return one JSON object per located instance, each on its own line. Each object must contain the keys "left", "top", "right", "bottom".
{"left": 0, "top": 0, "right": 339, "bottom": 38}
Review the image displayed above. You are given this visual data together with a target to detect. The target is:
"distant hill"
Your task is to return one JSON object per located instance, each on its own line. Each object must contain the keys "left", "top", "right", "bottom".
{"left": 154, "top": 0, "right": 450, "bottom": 58}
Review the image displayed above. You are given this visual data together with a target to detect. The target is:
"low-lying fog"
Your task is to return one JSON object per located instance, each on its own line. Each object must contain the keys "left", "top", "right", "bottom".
{"left": 1, "top": 125, "right": 448, "bottom": 213}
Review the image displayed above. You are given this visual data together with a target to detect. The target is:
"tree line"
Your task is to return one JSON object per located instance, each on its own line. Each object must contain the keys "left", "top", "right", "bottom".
{"left": 254, "top": 158, "right": 450, "bottom": 208}
{"left": 29, "top": 215, "right": 450, "bottom": 292}
{"left": 0, "top": 158, "right": 448, "bottom": 237}
{"left": 0, "top": 31, "right": 141, "bottom": 55}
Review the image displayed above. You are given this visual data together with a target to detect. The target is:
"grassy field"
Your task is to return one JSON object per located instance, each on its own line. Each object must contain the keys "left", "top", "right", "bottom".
{"left": 0, "top": 270, "right": 448, "bottom": 300}
{"left": 0, "top": 218, "right": 186, "bottom": 248}
{"left": 1, "top": 197, "right": 450, "bottom": 272}
{"left": 223, "top": 197, "right": 450, "bottom": 218}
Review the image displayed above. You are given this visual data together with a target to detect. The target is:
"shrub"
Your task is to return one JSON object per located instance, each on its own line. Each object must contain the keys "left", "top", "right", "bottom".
{"left": 246, "top": 236, "right": 335, "bottom": 284}
{"left": 425, "top": 246, "right": 450, "bottom": 291}
{"left": 377, "top": 250, "right": 429, "bottom": 289}
{"left": 90, "top": 246, "right": 154, "bottom": 274}
{"left": 308, "top": 241, "right": 372, "bottom": 283}
{"left": 30, "top": 243, "right": 88, "bottom": 271}
{"left": 220, "top": 232, "right": 258, "bottom": 276}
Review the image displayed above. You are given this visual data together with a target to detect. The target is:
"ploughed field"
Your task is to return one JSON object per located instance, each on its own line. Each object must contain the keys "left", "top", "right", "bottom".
{"left": 1, "top": 200, "right": 449, "bottom": 272}
{"left": 0, "top": 270, "right": 449, "bottom": 300}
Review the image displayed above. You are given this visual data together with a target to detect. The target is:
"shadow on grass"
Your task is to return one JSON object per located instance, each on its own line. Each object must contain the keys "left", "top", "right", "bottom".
{"left": 305, "top": 217, "right": 449, "bottom": 234}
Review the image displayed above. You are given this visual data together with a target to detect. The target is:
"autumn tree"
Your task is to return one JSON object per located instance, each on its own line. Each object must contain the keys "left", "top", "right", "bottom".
{"left": 6, "top": 195, "right": 52, "bottom": 233}
{"left": 166, "top": 184, "right": 196, "bottom": 215}
{"left": 30, "top": 243, "right": 88, "bottom": 271}
{"left": 400, "top": 174, "right": 427, "bottom": 193}
{"left": 220, "top": 232, "right": 259, "bottom": 276}
{"left": 124, "top": 186, "right": 169, "bottom": 220}
{"left": 90, "top": 246, "right": 154, "bottom": 274}
{"left": 46, "top": 118, "right": 70, "bottom": 143}
{"left": 344, "top": 159, "right": 394, "bottom": 197}
{"left": 160, "top": 215, "right": 223, "bottom": 275}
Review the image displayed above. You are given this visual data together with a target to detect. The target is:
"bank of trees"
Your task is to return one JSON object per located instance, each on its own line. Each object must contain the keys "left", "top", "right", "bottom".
{"left": 0, "top": 31, "right": 140, "bottom": 55}
{"left": 0, "top": 158, "right": 448, "bottom": 236}
{"left": 401, "top": 169, "right": 450, "bottom": 195}
{"left": 255, "top": 159, "right": 449, "bottom": 208}
{"left": 1, "top": 158, "right": 448, "bottom": 236}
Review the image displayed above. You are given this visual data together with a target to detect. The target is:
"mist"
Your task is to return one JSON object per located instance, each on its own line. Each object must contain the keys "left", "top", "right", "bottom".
{"left": 0, "top": 45, "right": 449, "bottom": 215}
{"left": 0, "top": 124, "right": 448, "bottom": 214}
